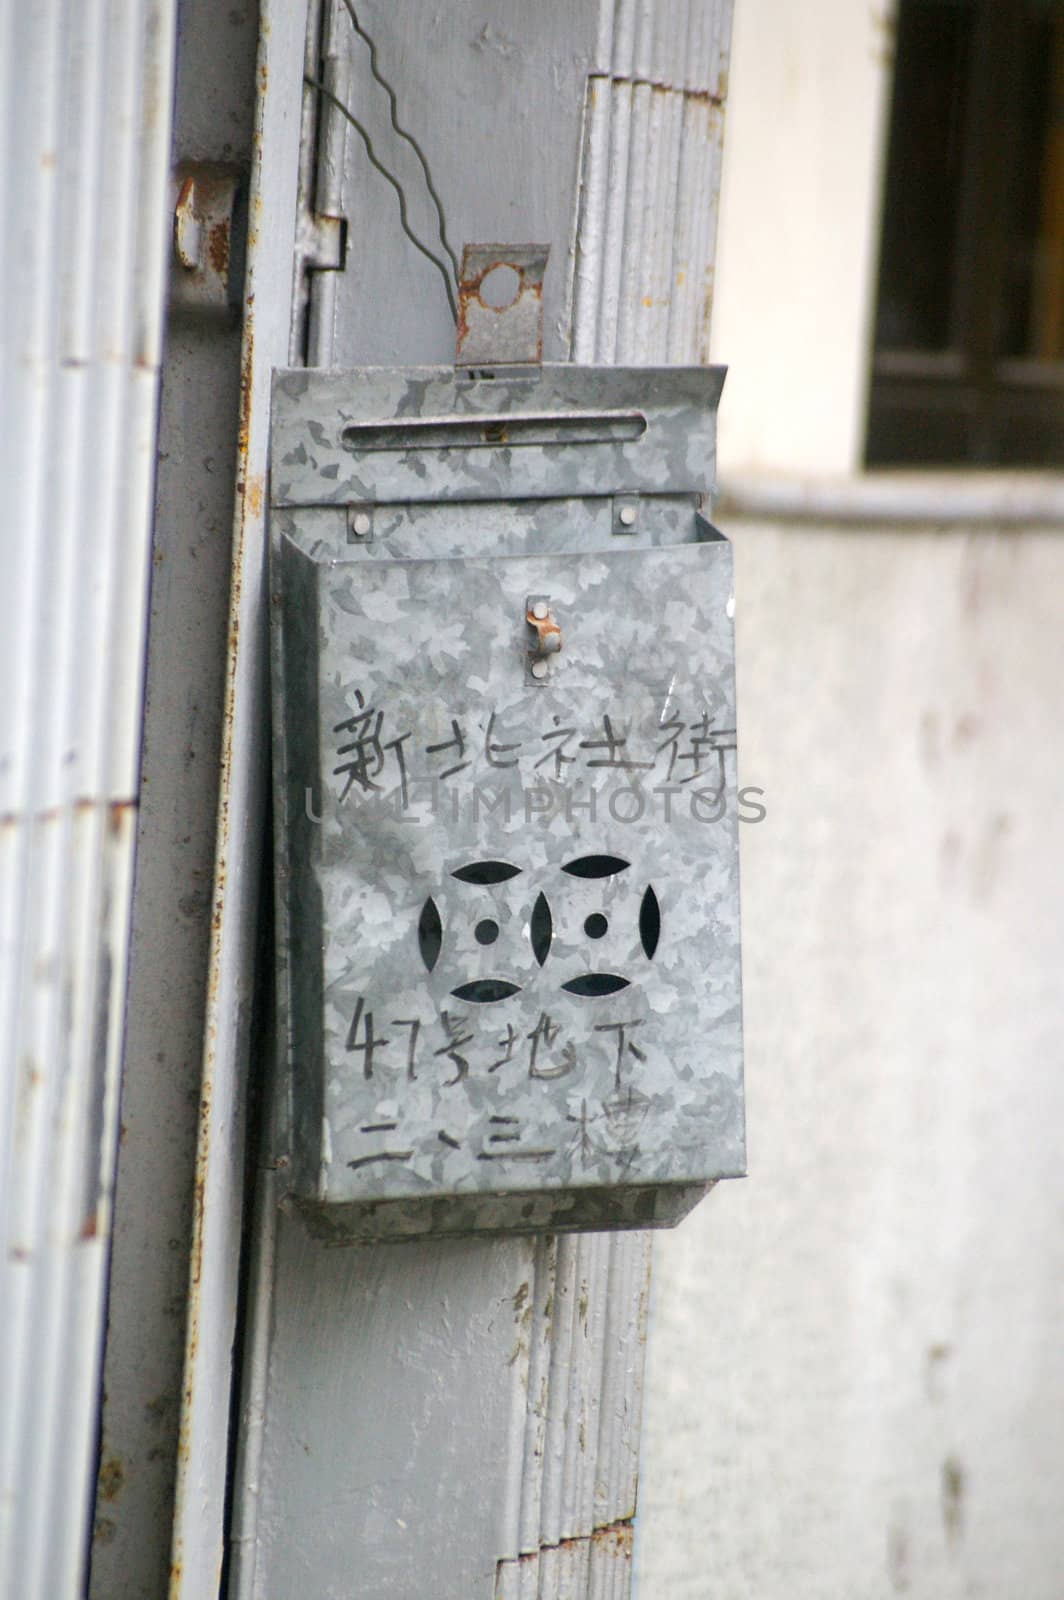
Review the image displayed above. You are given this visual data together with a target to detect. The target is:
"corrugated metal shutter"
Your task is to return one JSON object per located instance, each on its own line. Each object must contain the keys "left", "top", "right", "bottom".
{"left": 0, "top": 4, "right": 177, "bottom": 1594}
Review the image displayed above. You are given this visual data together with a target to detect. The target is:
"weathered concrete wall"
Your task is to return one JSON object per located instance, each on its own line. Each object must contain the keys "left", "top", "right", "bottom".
{"left": 635, "top": 518, "right": 1064, "bottom": 1598}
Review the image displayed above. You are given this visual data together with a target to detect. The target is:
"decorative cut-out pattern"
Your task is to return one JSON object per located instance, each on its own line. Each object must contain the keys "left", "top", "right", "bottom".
{"left": 417, "top": 855, "right": 662, "bottom": 1002}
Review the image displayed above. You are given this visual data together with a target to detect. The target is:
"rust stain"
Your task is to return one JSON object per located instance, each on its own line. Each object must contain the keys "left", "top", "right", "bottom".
{"left": 699, "top": 277, "right": 716, "bottom": 366}
{"left": 455, "top": 287, "right": 472, "bottom": 357}
{"left": 500, "top": 1517, "right": 634, "bottom": 1573}
{"left": 236, "top": 324, "right": 255, "bottom": 463}
{"left": 110, "top": 797, "right": 136, "bottom": 835}
{"left": 207, "top": 218, "right": 231, "bottom": 278}
{"left": 456, "top": 254, "right": 545, "bottom": 364}
{"left": 173, "top": 166, "right": 243, "bottom": 292}
{"left": 593, "top": 71, "right": 725, "bottom": 107}
{"left": 97, "top": 1453, "right": 125, "bottom": 1502}
{"left": 590, "top": 1522, "right": 634, "bottom": 1557}
{"left": 187, "top": 1140, "right": 210, "bottom": 1296}
{"left": 0, "top": 797, "right": 137, "bottom": 832}
{"left": 525, "top": 605, "right": 562, "bottom": 653}
{"left": 246, "top": 474, "right": 264, "bottom": 518}
{"left": 941, "top": 1455, "right": 966, "bottom": 1546}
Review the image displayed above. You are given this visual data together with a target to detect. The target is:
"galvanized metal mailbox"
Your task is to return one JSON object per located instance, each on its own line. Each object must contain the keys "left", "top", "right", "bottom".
{"left": 269, "top": 351, "right": 744, "bottom": 1241}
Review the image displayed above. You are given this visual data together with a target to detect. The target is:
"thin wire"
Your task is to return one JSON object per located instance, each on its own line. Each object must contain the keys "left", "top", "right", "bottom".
{"left": 305, "top": 75, "right": 458, "bottom": 323}
{"left": 339, "top": 0, "right": 461, "bottom": 289}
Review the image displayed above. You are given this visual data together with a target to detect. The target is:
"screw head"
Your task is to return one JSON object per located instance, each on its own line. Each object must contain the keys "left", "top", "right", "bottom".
{"left": 618, "top": 504, "right": 637, "bottom": 527}
{"left": 530, "top": 659, "right": 549, "bottom": 680}
{"left": 532, "top": 600, "right": 549, "bottom": 620}
{"left": 352, "top": 511, "right": 372, "bottom": 538}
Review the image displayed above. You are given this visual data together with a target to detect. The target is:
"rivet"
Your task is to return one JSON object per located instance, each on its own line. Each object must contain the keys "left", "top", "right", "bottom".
{"left": 352, "top": 512, "right": 372, "bottom": 538}
{"left": 618, "top": 504, "right": 637, "bottom": 528}
{"left": 530, "top": 659, "right": 549, "bottom": 680}
{"left": 532, "top": 600, "right": 549, "bottom": 621}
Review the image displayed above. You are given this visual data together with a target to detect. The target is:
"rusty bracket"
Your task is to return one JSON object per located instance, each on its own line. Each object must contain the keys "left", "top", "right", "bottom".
{"left": 526, "top": 595, "right": 562, "bottom": 685}
{"left": 170, "top": 165, "right": 244, "bottom": 315}
{"left": 456, "top": 243, "right": 549, "bottom": 367}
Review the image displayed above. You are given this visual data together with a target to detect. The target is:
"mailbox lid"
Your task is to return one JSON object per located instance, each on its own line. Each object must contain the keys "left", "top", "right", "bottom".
{"left": 277, "top": 534, "right": 744, "bottom": 1209}
{"left": 270, "top": 363, "right": 725, "bottom": 507}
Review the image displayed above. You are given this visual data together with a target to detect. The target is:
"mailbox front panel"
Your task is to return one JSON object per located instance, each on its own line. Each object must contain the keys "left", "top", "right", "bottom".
{"left": 270, "top": 366, "right": 744, "bottom": 1240}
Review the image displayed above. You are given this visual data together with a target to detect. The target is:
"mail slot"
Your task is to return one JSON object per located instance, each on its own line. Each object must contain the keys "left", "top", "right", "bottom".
{"left": 269, "top": 363, "right": 744, "bottom": 1241}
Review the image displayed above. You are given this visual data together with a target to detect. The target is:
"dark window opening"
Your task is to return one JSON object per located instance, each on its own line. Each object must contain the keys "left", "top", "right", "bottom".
{"left": 867, "top": 0, "right": 1064, "bottom": 466}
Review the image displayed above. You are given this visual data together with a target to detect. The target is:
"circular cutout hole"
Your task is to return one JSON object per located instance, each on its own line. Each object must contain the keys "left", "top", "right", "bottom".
{"left": 474, "top": 918, "right": 500, "bottom": 946}
{"left": 584, "top": 913, "right": 608, "bottom": 940}
{"left": 479, "top": 264, "right": 521, "bottom": 309}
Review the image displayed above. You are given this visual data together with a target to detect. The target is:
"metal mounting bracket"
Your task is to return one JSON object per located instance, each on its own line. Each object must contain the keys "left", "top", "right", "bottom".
{"left": 455, "top": 242, "right": 550, "bottom": 367}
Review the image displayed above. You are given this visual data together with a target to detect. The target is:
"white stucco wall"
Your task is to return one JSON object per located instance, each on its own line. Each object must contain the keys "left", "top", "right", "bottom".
{"left": 635, "top": 519, "right": 1064, "bottom": 1598}
{"left": 710, "top": 0, "right": 892, "bottom": 474}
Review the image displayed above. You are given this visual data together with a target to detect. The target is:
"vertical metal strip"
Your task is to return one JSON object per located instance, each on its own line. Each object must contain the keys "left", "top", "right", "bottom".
{"left": 0, "top": 3, "right": 178, "bottom": 1597}
{"left": 166, "top": 1, "right": 310, "bottom": 1593}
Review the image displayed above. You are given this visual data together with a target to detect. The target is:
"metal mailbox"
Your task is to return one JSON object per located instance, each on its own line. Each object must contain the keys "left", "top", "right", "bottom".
{"left": 269, "top": 362, "right": 744, "bottom": 1241}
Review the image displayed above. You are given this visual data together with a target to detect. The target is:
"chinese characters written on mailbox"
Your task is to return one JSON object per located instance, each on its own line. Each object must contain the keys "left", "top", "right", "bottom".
{"left": 331, "top": 695, "right": 737, "bottom": 815}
